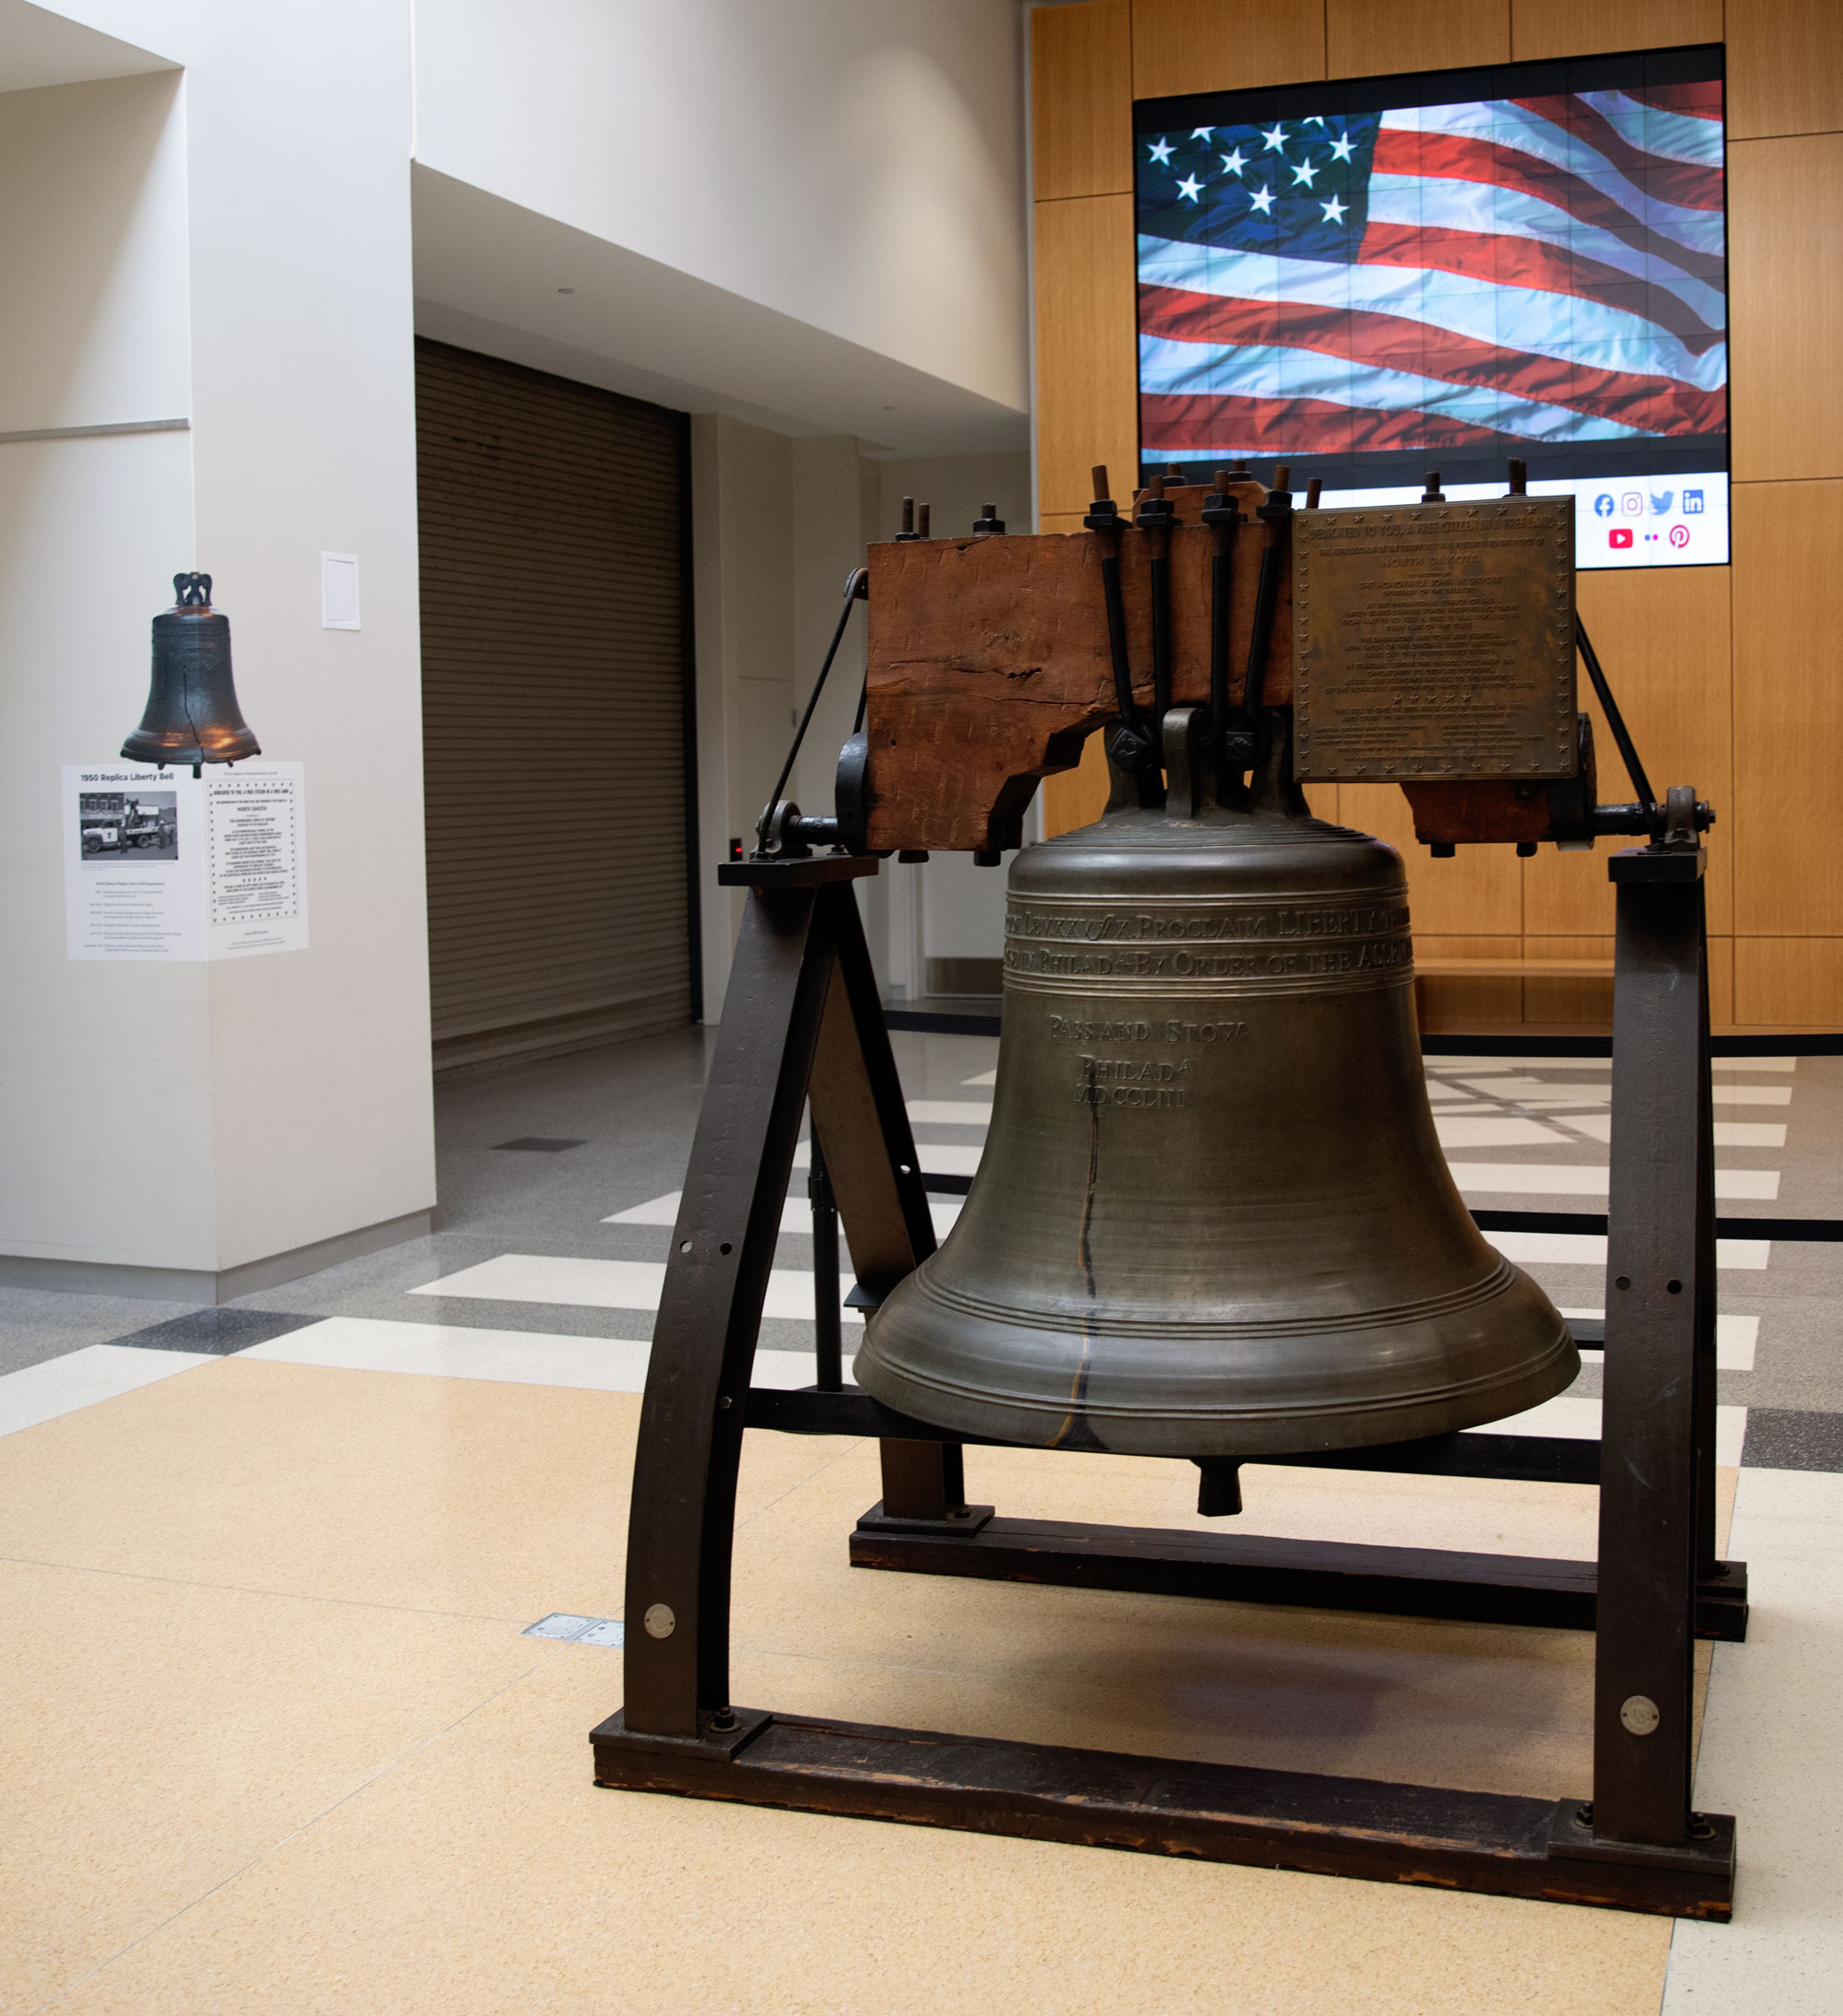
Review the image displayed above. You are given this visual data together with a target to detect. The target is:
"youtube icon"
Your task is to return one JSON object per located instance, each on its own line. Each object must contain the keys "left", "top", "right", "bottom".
{"left": 1609, "top": 528, "right": 1634, "bottom": 548}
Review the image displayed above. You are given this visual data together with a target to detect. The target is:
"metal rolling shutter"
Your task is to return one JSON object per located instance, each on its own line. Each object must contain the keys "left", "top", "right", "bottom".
{"left": 415, "top": 339, "right": 695, "bottom": 1073}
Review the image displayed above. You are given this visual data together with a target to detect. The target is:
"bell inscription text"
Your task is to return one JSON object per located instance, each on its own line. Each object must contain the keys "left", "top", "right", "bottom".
{"left": 1292, "top": 497, "right": 1576, "bottom": 782}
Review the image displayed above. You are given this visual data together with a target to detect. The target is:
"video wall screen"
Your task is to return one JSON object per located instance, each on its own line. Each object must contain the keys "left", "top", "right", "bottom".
{"left": 1134, "top": 46, "right": 1728, "bottom": 569}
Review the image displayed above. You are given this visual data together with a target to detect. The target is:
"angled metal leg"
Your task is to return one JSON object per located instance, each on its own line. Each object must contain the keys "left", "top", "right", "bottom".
{"left": 616, "top": 871, "right": 839, "bottom": 1741}
{"left": 605, "top": 858, "right": 946, "bottom": 1750}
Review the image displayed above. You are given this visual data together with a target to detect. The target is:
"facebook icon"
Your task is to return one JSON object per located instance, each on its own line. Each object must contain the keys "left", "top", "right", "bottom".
{"left": 1684, "top": 489, "right": 1705, "bottom": 515}
{"left": 1593, "top": 494, "right": 1614, "bottom": 518}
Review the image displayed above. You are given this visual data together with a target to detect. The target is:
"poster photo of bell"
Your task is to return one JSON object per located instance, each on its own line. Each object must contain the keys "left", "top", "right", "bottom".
{"left": 77, "top": 790, "right": 178, "bottom": 863}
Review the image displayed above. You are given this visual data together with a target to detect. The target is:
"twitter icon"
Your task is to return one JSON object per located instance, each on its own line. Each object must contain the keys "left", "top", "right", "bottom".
{"left": 1650, "top": 489, "right": 1674, "bottom": 514}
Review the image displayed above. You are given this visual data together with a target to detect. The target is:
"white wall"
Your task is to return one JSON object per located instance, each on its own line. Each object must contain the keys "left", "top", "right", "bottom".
{"left": 413, "top": 0, "right": 1029, "bottom": 426}
{"left": 2, "top": 3, "right": 433, "bottom": 1282}
{"left": 2, "top": 0, "right": 1035, "bottom": 1288}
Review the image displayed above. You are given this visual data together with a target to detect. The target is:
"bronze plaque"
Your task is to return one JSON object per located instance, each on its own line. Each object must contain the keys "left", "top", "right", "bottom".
{"left": 1292, "top": 497, "right": 1576, "bottom": 780}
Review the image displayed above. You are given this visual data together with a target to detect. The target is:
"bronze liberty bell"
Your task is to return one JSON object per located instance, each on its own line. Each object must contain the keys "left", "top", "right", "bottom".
{"left": 853, "top": 710, "right": 1578, "bottom": 1459}
{"left": 121, "top": 573, "right": 261, "bottom": 772}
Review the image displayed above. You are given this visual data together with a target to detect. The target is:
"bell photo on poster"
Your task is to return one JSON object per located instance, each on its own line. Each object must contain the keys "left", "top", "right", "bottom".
{"left": 76, "top": 789, "right": 178, "bottom": 864}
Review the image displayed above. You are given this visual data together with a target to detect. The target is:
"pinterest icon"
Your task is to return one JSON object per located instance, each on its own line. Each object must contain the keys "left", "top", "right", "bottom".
{"left": 1669, "top": 524, "right": 1690, "bottom": 549}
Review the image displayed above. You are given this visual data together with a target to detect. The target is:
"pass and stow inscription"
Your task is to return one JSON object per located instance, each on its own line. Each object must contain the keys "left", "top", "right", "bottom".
{"left": 1007, "top": 904, "right": 1411, "bottom": 982}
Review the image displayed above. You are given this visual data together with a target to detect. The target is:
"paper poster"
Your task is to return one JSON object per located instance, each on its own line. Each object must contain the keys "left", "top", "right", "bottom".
{"left": 65, "top": 761, "right": 307, "bottom": 961}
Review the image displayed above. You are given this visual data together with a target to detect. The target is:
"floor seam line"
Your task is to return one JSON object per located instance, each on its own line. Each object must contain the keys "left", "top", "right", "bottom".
{"left": 734, "top": 1436, "right": 875, "bottom": 1531}
{"left": 25, "top": 1646, "right": 572, "bottom": 2016}
{"left": 0, "top": 1553, "right": 527, "bottom": 1625}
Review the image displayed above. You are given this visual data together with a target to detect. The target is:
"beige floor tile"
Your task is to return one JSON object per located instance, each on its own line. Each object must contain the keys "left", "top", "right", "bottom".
{"left": 55, "top": 1650, "right": 1673, "bottom": 2016}
{"left": 0, "top": 1557, "right": 556, "bottom": 2015}
{"left": 12, "top": 1359, "right": 1728, "bottom": 2015}
{"left": 0, "top": 1358, "right": 851, "bottom": 1622}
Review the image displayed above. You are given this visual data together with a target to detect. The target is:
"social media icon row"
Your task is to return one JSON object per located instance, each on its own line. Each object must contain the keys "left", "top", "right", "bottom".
{"left": 1595, "top": 488, "right": 1705, "bottom": 519}
{"left": 1609, "top": 523, "right": 1693, "bottom": 551}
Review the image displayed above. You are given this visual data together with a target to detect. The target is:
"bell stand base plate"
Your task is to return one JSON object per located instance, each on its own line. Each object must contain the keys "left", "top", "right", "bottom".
{"left": 591, "top": 1708, "right": 1733, "bottom": 1919}
{"left": 847, "top": 1513, "right": 1749, "bottom": 1640}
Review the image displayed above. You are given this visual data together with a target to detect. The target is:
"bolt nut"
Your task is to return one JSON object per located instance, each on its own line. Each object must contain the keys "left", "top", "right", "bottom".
{"left": 1620, "top": 1694, "right": 1661, "bottom": 1736}
{"left": 642, "top": 1602, "right": 676, "bottom": 1640}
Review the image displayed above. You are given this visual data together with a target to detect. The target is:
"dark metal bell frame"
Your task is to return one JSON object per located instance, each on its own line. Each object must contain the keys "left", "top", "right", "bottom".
{"left": 591, "top": 779, "right": 1739, "bottom": 1920}
{"left": 121, "top": 572, "right": 261, "bottom": 771}
{"left": 855, "top": 710, "right": 1577, "bottom": 1458}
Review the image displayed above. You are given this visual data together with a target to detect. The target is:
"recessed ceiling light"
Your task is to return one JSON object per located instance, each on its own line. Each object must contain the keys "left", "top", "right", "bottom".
{"left": 558, "top": 287, "right": 575, "bottom": 295}
{"left": 882, "top": 404, "right": 896, "bottom": 411}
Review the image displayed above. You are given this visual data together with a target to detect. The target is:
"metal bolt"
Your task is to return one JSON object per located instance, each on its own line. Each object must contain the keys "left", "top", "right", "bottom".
{"left": 709, "top": 1707, "right": 739, "bottom": 1733}
{"left": 643, "top": 1602, "right": 676, "bottom": 1639}
{"left": 1620, "top": 1694, "right": 1661, "bottom": 1736}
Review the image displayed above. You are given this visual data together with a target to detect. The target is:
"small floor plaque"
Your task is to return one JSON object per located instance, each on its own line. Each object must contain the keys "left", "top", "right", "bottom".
{"left": 1293, "top": 497, "right": 1576, "bottom": 781}
{"left": 524, "top": 1612, "right": 624, "bottom": 1646}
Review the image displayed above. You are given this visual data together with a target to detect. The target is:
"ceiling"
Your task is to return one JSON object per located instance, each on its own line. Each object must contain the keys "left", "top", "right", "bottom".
{"left": 0, "top": 1, "right": 171, "bottom": 94}
{"left": 411, "top": 166, "right": 1028, "bottom": 456}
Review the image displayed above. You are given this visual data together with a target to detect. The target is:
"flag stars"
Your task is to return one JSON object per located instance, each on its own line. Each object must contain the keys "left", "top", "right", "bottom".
{"left": 1176, "top": 174, "right": 1203, "bottom": 203}
{"left": 1248, "top": 182, "right": 1275, "bottom": 215}
{"left": 1190, "top": 126, "right": 1215, "bottom": 140}
{"left": 1219, "top": 147, "right": 1248, "bottom": 177}
{"left": 1321, "top": 193, "right": 1348, "bottom": 224}
{"left": 1290, "top": 156, "right": 1321, "bottom": 188}
{"left": 1261, "top": 123, "right": 1288, "bottom": 153}
{"left": 1147, "top": 137, "right": 1174, "bottom": 164}
{"left": 1329, "top": 132, "right": 1356, "bottom": 164}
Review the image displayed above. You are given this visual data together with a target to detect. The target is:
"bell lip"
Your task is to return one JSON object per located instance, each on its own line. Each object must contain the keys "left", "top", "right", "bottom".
{"left": 119, "top": 732, "right": 262, "bottom": 766}
{"left": 852, "top": 1330, "right": 1582, "bottom": 1459}
{"left": 908, "top": 1255, "right": 1539, "bottom": 1342}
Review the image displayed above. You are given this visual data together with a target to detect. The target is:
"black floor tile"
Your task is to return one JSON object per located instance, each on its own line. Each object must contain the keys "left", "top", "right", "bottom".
{"left": 105, "top": 1308, "right": 324, "bottom": 1355}
{"left": 493, "top": 1137, "right": 587, "bottom": 1153}
{"left": 1741, "top": 1406, "right": 1843, "bottom": 1473}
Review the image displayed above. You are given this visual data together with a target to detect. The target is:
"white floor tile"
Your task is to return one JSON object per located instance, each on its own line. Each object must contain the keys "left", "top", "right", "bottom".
{"left": 1710, "top": 1057, "right": 1797, "bottom": 1072}
{"left": 606, "top": 1190, "right": 961, "bottom": 1240}
{"left": 960, "top": 1069, "right": 997, "bottom": 1086}
{"left": 1498, "top": 1092, "right": 1614, "bottom": 1108}
{"left": 1663, "top": 1468, "right": 1843, "bottom": 2013}
{"left": 1553, "top": 1114, "right": 1613, "bottom": 1143}
{"left": 1471, "top": 1393, "right": 1747, "bottom": 1463}
{"left": 1431, "top": 1116, "right": 1572, "bottom": 1147}
{"left": 246, "top": 1319, "right": 654, "bottom": 1389}
{"left": 1712, "top": 1122, "right": 1790, "bottom": 1148}
{"left": 1450, "top": 1163, "right": 1780, "bottom": 1201}
{"left": 242, "top": 1318, "right": 848, "bottom": 1397}
{"left": 1553, "top": 1114, "right": 1788, "bottom": 1148}
{"left": 0, "top": 1343, "right": 214, "bottom": 1437}
{"left": 1557, "top": 1309, "right": 1759, "bottom": 1370}
{"left": 1456, "top": 1076, "right": 1602, "bottom": 1097}
{"left": 905, "top": 1100, "right": 993, "bottom": 1126}
{"left": 1713, "top": 1084, "right": 1793, "bottom": 1106}
{"left": 1429, "top": 1058, "right": 1610, "bottom": 1075}
{"left": 798, "top": 1140, "right": 985, "bottom": 1176}
{"left": 409, "top": 1254, "right": 865, "bottom": 1324}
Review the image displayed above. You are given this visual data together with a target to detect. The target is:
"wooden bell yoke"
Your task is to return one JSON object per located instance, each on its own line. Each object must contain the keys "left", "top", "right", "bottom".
{"left": 592, "top": 467, "right": 1738, "bottom": 1921}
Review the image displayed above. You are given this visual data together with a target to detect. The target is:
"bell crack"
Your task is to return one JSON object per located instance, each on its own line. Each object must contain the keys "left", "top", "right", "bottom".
{"left": 1053, "top": 1060, "right": 1107, "bottom": 1452}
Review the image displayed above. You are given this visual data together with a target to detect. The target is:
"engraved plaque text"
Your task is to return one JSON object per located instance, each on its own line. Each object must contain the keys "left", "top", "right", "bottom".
{"left": 1292, "top": 498, "right": 1576, "bottom": 781}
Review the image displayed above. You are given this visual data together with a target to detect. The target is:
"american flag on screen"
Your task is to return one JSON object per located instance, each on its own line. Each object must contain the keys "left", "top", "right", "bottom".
{"left": 1135, "top": 82, "right": 1727, "bottom": 457}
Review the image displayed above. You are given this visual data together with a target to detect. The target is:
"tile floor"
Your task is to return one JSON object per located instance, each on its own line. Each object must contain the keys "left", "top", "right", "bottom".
{"left": 3, "top": 1027, "right": 1839, "bottom": 2013}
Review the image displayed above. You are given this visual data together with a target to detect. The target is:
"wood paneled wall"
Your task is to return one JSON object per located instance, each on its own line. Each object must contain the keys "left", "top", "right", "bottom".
{"left": 1030, "top": 0, "right": 1841, "bottom": 1028}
